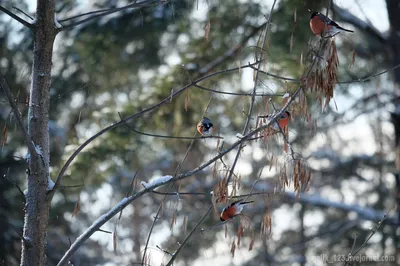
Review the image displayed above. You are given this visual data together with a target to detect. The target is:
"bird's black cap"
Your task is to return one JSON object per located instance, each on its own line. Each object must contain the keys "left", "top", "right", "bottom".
{"left": 310, "top": 12, "right": 319, "bottom": 19}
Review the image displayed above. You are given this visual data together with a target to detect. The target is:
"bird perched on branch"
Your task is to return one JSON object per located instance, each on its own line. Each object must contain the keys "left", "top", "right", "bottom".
{"left": 197, "top": 117, "right": 214, "bottom": 136}
{"left": 220, "top": 200, "right": 254, "bottom": 221}
{"left": 310, "top": 12, "right": 354, "bottom": 37}
{"left": 270, "top": 111, "right": 290, "bottom": 131}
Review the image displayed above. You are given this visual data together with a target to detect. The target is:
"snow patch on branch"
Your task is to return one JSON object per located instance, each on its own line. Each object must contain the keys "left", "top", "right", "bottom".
{"left": 34, "top": 144, "right": 42, "bottom": 155}
{"left": 47, "top": 176, "right": 55, "bottom": 190}
{"left": 54, "top": 14, "right": 62, "bottom": 29}
{"left": 25, "top": 142, "right": 43, "bottom": 163}
{"left": 141, "top": 175, "right": 173, "bottom": 188}
{"left": 236, "top": 133, "right": 244, "bottom": 139}
{"left": 282, "top": 92, "right": 290, "bottom": 99}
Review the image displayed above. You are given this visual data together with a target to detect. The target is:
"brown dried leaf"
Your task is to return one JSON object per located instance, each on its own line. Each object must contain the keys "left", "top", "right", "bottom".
{"left": 205, "top": 21, "right": 211, "bottom": 41}
{"left": 269, "top": 155, "right": 274, "bottom": 171}
{"left": 1, "top": 124, "right": 7, "bottom": 147}
{"left": 230, "top": 239, "right": 236, "bottom": 258}
{"left": 183, "top": 216, "right": 187, "bottom": 234}
{"left": 71, "top": 196, "right": 80, "bottom": 217}
{"left": 170, "top": 212, "right": 176, "bottom": 231}
{"left": 184, "top": 90, "right": 190, "bottom": 112}
{"left": 113, "top": 230, "right": 118, "bottom": 253}
{"left": 290, "top": 32, "right": 294, "bottom": 53}
{"left": 249, "top": 231, "right": 255, "bottom": 251}
{"left": 350, "top": 49, "right": 356, "bottom": 68}
{"left": 283, "top": 127, "right": 288, "bottom": 153}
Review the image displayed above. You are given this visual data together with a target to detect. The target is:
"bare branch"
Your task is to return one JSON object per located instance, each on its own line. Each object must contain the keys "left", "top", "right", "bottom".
{"left": 56, "top": 99, "right": 302, "bottom": 265}
{"left": 0, "top": 76, "right": 38, "bottom": 159}
{"left": 50, "top": 61, "right": 261, "bottom": 198}
{"left": 12, "top": 6, "right": 34, "bottom": 20}
{"left": 226, "top": 0, "right": 278, "bottom": 185}
{"left": 59, "top": 0, "right": 162, "bottom": 31}
{"left": 118, "top": 112, "right": 223, "bottom": 140}
{"left": 0, "top": 5, "right": 33, "bottom": 28}
{"left": 193, "top": 83, "right": 283, "bottom": 97}
{"left": 332, "top": 3, "right": 387, "bottom": 43}
{"left": 343, "top": 215, "right": 387, "bottom": 266}
{"left": 165, "top": 205, "right": 213, "bottom": 266}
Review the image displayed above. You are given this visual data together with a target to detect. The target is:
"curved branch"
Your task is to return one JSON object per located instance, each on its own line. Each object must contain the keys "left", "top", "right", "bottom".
{"left": 56, "top": 93, "right": 300, "bottom": 265}
{"left": 332, "top": 3, "right": 387, "bottom": 43}
{"left": 118, "top": 112, "right": 223, "bottom": 140}
{"left": 165, "top": 205, "right": 213, "bottom": 266}
{"left": 50, "top": 61, "right": 261, "bottom": 199}
{"left": 59, "top": 0, "right": 162, "bottom": 31}
{"left": 0, "top": 5, "right": 33, "bottom": 28}
{"left": 0, "top": 76, "right": 37, "bottom": 158}
{"left": 226, "top": 1, "right": 278, "bottom": 186}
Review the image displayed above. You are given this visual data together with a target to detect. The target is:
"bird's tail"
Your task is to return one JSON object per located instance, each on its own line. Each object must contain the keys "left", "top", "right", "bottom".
{"left": 239, "top": 200, "right": 254, "bottom": 205}
{"left": 338, "top": 26, "right": 354, "bottom": 32}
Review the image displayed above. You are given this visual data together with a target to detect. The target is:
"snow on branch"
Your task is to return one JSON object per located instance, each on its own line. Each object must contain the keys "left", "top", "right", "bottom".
{"left": 141, "top": 175, "right": 173, "bottom": 189}
{"left": 285, "top": 192, "right": 397, "bottom": 225}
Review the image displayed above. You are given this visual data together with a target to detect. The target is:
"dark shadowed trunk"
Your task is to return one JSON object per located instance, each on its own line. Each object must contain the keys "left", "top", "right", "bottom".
{"left": 386, "top": 0, "right": 400, "bottom": 263}
{"left": 20, "top": 0, "right": 58, "bottom": 265}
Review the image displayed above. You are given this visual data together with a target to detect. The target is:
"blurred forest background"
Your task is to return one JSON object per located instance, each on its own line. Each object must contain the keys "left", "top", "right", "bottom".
{"left": 1, "top": 0, "right": 399, "bottom": 265}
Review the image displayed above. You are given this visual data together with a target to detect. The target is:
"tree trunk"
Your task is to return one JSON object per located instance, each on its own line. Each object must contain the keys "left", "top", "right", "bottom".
{"left": 386, "top": 0, "right": 400, "bottom": 263}
{"left": 20, "top": 1, "right": 57, "bottom": 265}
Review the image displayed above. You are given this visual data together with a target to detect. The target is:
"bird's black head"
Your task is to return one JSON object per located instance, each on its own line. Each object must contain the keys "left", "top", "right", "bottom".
{"left": 310, "top": 12, "right": 319, "bottom": 19}
{"left": 285, "top": 111, "right": 291, "bottom": 117}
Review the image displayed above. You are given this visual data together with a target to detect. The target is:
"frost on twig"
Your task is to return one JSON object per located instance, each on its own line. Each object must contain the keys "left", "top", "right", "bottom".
{"left": 141, "top": 175, "right": 173, "bottom": 189}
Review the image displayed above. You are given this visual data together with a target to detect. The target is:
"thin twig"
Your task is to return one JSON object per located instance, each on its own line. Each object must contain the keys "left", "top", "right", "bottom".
{"left": 343, "top": 215, "right": 387, "bottom": 266}
{"left": 12, "top": 6, "right": 34, "bottom": 20}
{"left": 118, "top": 112, "right": 222, "bottom": 140}
{"left": 60, "top": 0, "right": 161, "bottom": 30}
{"left": 141, "top": 201, "right": 163, "bottom": 265}
{"left": 253, "top": 63, "right": 400, "bottom": 85}
{"left": 193, "top": 83, "right": 282, "bottom": 97}
{"left": 51, "top": 61, "right": 261, "bottom": 198}
{"left": 58, "top": 102, "right": 359, "bottom": 265}
{"left": 141, "top": 96, "right": 214, "bottom": 264}
{"left": 226, "top": 0, "right": 277, "bottom": 185}
{"left": 165, "top": 205, "right": 213, "bottom": 266}
{"left": 269, "top": 99, "right": 296, "bottom": 160}
{"left": 2, "top": 168, "right": 25, "bottom": 203}
{"left": 0, "top": 76, "right": 38, "bottom": 159}
{"left": 0, "top": 5, "right": 33, "bottom": 28}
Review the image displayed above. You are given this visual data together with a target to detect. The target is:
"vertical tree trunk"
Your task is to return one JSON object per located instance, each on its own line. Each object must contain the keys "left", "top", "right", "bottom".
{"left": 21, "top": 1, "right": 57, "bottom": 265}
{"left": 386, "top": 0, "right": 400, "bottom": 263}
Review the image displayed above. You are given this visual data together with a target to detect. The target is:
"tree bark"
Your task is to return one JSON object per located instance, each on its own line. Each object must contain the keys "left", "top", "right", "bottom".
{"left": 20, "top": 1, "right": 58, "bottom": 265}
{"left": 386, "top": 0, "right": 400, "bottom": 264}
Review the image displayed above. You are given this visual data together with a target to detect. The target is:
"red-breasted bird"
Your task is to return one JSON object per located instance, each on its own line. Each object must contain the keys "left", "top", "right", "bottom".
{"left": 267, "top": 111, "right": 291, "bottom": 132}
{"left": 220, "top": 200, "right": 254, "bottom": 222}
{"left": 197, "top": 117, "right": 214, "bottom": 136}
{"left": 310, "top": 12, "right": 354, "bottom": 36}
